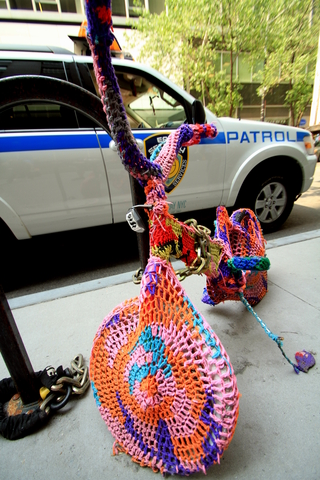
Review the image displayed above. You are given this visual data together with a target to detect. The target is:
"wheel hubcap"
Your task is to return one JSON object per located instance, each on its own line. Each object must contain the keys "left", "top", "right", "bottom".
{"left": 255, "top": 181, "right": 287, "bottom": 223}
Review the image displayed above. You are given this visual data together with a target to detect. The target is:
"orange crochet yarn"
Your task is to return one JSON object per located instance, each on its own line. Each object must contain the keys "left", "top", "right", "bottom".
{"left": 202, "top": 207, "right": 269, "bottom": 307}
{"left": 90, "top": 258, "right": 239, "bottom": 475}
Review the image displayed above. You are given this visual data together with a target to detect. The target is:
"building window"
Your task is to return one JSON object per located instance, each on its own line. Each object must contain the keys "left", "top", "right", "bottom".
{"left": 1, "top": 0, "right": 148, "bottom": 15}
{"left": 110, "top": 0, "right": 147, "bottom": 18}
{"left": 238, "top": 55, "right": 252, "bottom": 83}
{"left": 221, "top": 52, "right": 237, "bottom": 80}
{"left": 35, "top": 1, "right": 58, "bottom": 12}
{"left": 10, "top": 0, "right": 33, "bottom": 9}
{"left": 112, "top": 0, "right": 126, "bottom": 16}
{"left": 60, "top": 0, "right": 76, "bottom": 13}
{"left": 128, "top": 0, "right": 143, "bottom": 16}
{"left": 2, "top": 0, "right": 80, "bottom": 13}
{"left": 149, "top": 0, "right": 164, "bottom": 14}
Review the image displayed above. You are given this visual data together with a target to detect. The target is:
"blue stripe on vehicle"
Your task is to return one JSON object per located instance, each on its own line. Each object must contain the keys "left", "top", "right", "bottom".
{"left": 200, "top": 132, "right": 226, "bottom": 145}
{"left": 297, "top": 131, "right": 309, "bottom": 141}
{"left": 98, "top": 130, "right": 227, "bottom": 147}
{"left": 0, "top": 133, "right": 102, "bottom": 153}
{"left": 97, "top": 131, "right": 149, "bottom": 144}
{"left": 97, "top": 135, "right": 111, "bottom": 148}
{"left": 1, "top": 129, "right": 236, "bottom": 153}
{"left": 133, "top": 133, "right": 150, "bottom": 140}
{"left": 126, "top": 130, "right": 227, "bottom": 145}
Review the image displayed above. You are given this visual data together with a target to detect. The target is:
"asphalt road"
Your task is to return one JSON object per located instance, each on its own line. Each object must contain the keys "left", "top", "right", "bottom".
{"left": 2, "top": 163, "right": 319, "bottom": 300}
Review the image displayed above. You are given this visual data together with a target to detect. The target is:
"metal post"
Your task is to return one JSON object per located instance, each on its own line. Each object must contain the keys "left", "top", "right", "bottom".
{"left": 0, "top": 285, "right": 39, "bottom": 404}
{"left": 129, "top": 175, "right": 149, "bottom": 272}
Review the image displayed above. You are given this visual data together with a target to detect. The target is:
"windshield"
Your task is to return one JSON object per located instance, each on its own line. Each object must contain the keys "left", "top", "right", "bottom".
{"left": 88, "top": 64, "right": 186, "bottom": 129}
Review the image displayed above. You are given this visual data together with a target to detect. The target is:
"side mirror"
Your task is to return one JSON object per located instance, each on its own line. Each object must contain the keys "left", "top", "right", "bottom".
{"left": 192, "top": 99, "right": 206, "bottom": 124}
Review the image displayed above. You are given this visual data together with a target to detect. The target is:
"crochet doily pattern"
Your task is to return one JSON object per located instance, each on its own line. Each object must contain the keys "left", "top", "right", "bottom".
{"left": 90, "top": 258, "right": 239, "bottom": 474}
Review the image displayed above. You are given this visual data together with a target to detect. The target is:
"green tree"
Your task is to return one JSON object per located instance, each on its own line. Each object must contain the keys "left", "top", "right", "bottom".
{"left": 127, "top": 0, "right": 319, "bottom": 123}
{"left": 128, "top": 0, "right": 258, "bottom": 117}
{"left": 252, "top": 0, "right": 319, "bottom": 125}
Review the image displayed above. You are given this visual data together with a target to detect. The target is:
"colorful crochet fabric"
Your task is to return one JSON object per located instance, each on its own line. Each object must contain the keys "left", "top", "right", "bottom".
{"left": 85, "top": 0, "right": 162, "bottom": 182}
{"left": 202, "top": 206, "right": 270, "bottom": 307}
{"left": 85, "top": 0, "right": 219, "bottom": 187}
{"left": 86, "top": 0, "right": 240, "bottom": 474}
{"left": 87, "top": 18, "right": 314, "bottom": 471}
{"left": 90, "top": 257, "right": 239, "bottom": 474}
{"left": 144, "top": 178, "right": 223, "bottom": 280}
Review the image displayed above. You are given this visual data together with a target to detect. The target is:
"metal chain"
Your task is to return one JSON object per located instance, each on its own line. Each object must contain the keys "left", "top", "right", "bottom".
{"left": 131, "top": 218, "right": 214, "bottom": 284}
{"left": 175, "top": 219, "right": 213, "bottom": 281}
{"left": 40, "top": 354, "right": 90, "bottom": 412}
{"left": 132, "top": 267, "right": 144, "bottom": 284}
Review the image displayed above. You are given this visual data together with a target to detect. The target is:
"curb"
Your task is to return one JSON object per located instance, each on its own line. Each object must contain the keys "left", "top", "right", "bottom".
{"left": 8, "top": 229, "right": 320, "bottom": 310}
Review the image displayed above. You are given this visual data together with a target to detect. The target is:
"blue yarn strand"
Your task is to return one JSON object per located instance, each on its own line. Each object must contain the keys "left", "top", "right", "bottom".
{"left": 239, "top": 292, "right": 301, "bottom": 373}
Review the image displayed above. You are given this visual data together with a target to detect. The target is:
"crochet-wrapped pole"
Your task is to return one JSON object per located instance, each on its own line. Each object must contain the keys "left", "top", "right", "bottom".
{"left": 128, "top": 175, "right": 149, "bottom": 274}
{"left": 85, "top": 0, "right": 163, "bottom": 184}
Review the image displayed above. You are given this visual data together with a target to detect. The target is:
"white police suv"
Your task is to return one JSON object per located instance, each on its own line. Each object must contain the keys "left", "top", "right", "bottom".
{"left": 0, "top": 46, "right": 317, "bottom": 239}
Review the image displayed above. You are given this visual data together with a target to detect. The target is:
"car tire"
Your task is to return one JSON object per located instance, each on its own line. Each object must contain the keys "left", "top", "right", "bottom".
{"left": 239, "top": 173, "right": 295, "bottom": 234}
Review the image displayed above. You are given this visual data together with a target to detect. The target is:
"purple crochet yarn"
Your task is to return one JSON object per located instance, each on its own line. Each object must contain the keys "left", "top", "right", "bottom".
{"left": 174, "top": 124, "right": 194, "bottom": 154}
{"left": 295, "top": 350, "right": 315, "bottom": 372}
{"left": 85, "top": 0, "right": 163, "bottom": 184}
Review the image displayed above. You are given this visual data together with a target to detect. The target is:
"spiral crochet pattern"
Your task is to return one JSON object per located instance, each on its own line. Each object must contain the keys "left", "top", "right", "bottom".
{"left": 90, "top": 258, "right": 239, "bottom": 475}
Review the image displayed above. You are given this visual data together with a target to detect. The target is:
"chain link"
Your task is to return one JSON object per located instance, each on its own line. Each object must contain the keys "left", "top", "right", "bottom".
{"left": 175, "top": 219, "right": 213, "bottom": 281}
{"left": 131, "top": 218, "right": 216, "bottom": 284}
{"left": 40, "top": 354, "right": 90, "bottom": 412}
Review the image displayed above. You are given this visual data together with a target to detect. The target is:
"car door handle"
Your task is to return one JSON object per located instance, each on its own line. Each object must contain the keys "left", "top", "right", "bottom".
{"left": 109, "top": 138, "right": 144, "bottom": 152}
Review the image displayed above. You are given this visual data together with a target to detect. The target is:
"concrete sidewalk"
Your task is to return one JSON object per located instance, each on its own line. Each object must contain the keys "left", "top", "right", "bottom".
{"left": 1, "top": 234, "right": 319, "bottom": 480}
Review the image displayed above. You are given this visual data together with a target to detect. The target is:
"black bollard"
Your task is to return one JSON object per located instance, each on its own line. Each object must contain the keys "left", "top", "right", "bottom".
{"left": 129, "top": 175, "right": 149, "bottom": 273}
{"left": 0, "top": 285, "right": 39, "bottom": 404}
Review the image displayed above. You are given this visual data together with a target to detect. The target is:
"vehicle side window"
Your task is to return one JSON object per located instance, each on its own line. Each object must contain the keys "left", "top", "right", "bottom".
{"left": 86, "top": 64, "right": 186, "bottom": 129}
{"left": 0, "top": 102, "right": 79, "bottom": 130}
{"left": 41, "top": 61, "right": 66, "bottom": 80}
{"left": 0, "top": 60, "right": 66, "bottom": 80}
{"left": 76, "top": 110, "right": 99, "bottom": 128}
{"left": 75, "top": 63, "right": 97, "bottom": 95}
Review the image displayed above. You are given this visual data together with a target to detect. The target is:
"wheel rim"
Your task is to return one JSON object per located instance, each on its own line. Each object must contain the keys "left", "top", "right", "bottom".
{"left": 255, "top": 181, "right": 287, "bottom": 224}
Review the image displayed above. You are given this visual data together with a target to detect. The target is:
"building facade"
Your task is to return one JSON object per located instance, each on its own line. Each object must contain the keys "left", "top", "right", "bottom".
{"left": 0, "top": 0, "right": 311, "bottom": 125}
{"left": 0, "top": 0, "right": 163, "bottom": 54}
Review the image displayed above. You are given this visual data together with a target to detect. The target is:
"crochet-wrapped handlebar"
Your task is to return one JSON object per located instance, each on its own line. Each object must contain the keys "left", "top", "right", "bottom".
{"left": 85, "top": 0, "right": 218, "bottom": 185}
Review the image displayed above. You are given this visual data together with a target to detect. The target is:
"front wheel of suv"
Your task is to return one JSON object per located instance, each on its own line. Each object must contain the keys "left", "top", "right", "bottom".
{"left": 239, "top": 174, "right": 295, "bottom": 234}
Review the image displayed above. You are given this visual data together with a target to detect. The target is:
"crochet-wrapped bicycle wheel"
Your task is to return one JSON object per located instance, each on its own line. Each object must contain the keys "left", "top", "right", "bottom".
{"left": 85, "top": 0, "right": 240, "bottom": 473}
{"left": 90, "top": 256, "right": 239, "bottom": 475}
{"left": 203, "top": 206, "right": 269, "bottom": 307}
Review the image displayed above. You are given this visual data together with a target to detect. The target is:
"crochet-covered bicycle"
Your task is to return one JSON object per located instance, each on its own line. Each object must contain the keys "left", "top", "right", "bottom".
{"left": 86, "top": 0, "right": 314, "bottom": 475}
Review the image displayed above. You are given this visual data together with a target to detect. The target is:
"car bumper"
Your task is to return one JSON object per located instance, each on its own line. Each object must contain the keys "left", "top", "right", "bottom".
{"left": 301, "top": 154, "right": 317, "bottom": 193}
